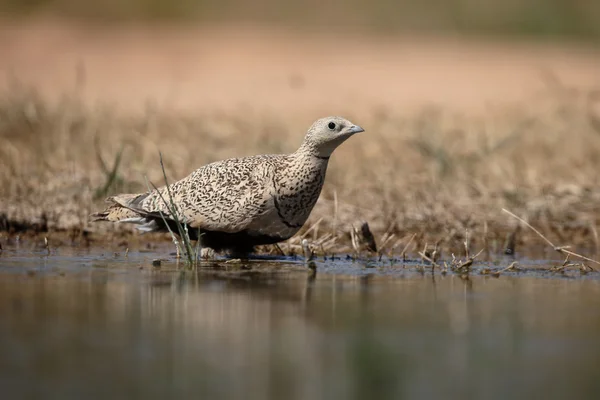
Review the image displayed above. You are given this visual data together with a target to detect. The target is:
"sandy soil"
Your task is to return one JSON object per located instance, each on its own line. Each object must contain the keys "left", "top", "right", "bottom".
{"left": 1, "top": 19, "right": 600, "bottom": 118}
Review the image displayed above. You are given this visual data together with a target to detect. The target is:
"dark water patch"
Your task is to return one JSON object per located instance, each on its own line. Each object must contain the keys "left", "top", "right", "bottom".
{"left": 0, "top": 241, "right": 598, "bottom": 281}
{"left": 312, "top": 257, "right": 599, "bottom": 281}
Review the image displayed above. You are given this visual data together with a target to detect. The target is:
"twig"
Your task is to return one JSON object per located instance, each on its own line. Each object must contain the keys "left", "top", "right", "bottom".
{"left": 399, "top": 233, "right": 416, "bottom": 259}
{"left": 455, "top": 248, "right": 484, "bottom": 273}
{"left": 502, "top": 208, "right": 599, "bottom": 269}
{"left": 301, "top": 217, "right": 324, "bottom": 239}
{"left": 418, "top": 245, "right": 439, "bottom": 269}
{"left": 350, "top": 227, "right": 359, "bottom": 257}
{"left": 377, "top": 233, "right": 395, "bottom": 260}
{"left": 558, "top": 248, "right": 599, "bottom": 268}
{"left": 501, "top": 261, "right": 521, "bottom": 272}
{"left": 273, "top": 243, "right": 286, "bottom": 256}
{"left": 502, "top": 208, "right": 554, "bottom": 247}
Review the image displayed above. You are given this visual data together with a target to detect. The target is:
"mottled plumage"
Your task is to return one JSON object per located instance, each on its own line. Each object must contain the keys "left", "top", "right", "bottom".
{"left": 91, "top": 116, "right": 364, "bottom": 255}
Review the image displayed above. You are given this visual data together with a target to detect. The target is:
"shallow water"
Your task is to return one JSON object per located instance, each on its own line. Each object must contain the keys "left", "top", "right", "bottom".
{"left": 1, "top": 244, "right": 600, "bottom": 400}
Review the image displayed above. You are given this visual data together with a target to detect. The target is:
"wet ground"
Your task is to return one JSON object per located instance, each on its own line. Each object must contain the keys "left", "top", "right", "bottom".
{"left": 2, "top": 243, "right": 600, "bottom": 399}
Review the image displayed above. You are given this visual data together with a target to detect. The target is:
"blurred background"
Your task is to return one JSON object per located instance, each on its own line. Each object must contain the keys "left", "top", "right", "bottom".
{"left": 2, "top": 0, "right": 600, "bottom": 40}
{"left": 1, "top": 0, "right": 599, "bottom": 118}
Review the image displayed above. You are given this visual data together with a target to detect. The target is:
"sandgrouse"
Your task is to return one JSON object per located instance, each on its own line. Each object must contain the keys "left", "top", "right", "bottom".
{"left": 92, "top": 116, "right": 364, "bottom": 255}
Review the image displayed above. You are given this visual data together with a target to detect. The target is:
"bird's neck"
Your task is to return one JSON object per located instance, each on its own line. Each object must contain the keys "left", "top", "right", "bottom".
{"left": 292, "top": 145, "right": 331, "bottom": 164}
{"left": 297, "top": 135, "right": 350, "bottom": 159}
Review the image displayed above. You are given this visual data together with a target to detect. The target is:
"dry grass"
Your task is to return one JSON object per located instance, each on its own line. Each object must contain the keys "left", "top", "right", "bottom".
{"left": 2, "top": 80, "right": 600, "bottom": 259}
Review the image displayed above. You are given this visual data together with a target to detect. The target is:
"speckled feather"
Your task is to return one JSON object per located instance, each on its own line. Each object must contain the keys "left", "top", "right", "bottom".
{"left": 91, "top": 116, "right": 364, "bottom": 254}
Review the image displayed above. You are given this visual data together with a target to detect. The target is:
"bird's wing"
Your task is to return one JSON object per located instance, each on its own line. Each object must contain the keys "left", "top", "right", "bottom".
{"left": 121, "top": 156, "right": 278, "bottom": 233}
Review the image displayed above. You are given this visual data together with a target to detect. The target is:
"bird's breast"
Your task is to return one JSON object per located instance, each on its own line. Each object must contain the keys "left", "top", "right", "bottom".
{"left": 272, "top": 164, "right": 327, "bottom": 227}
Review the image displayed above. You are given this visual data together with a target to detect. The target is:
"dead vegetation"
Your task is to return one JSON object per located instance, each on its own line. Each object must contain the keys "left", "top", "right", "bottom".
{"left": 2, "top": 79, "right": 600, "bottom": 261}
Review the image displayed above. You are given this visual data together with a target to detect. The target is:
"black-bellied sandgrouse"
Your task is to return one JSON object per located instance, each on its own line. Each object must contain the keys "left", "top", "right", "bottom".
{"left": 92, "top": 116, "right": 364, "bottom": 255}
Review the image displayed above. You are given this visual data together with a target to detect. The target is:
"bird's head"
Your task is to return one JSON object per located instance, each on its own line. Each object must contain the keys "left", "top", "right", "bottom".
{"left": 301, "top": 116, "right": 364, "bottom": 158}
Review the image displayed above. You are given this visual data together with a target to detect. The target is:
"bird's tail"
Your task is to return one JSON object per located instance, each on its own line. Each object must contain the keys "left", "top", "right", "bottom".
{"left": 90, "top": 210, "right": 110, "bottom": 222}
{"left": 90, "top": 194, "right": 145, "bottom": 223}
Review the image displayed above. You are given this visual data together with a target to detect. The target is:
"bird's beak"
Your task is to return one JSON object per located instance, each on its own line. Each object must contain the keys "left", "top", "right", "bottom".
{"left": 347, "top": 125, "right": 365, "bottom": 134}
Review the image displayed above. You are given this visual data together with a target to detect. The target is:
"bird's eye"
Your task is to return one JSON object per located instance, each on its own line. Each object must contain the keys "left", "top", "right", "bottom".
{"left": 328, "top": 122, "right": 336, "bottom": 130}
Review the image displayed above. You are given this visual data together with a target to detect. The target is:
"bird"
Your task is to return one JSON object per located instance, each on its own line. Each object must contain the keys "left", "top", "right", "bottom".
{"left": 91, "top": 116, "right": 364, "bottom": 256}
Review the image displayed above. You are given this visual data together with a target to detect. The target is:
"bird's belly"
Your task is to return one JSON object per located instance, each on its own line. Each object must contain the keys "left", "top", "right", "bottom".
{"left": 246, "top": 207, "right": 303, "bottom": 240}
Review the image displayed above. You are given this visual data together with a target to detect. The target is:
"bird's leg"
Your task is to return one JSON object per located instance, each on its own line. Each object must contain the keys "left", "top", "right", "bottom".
{"left": 200, "top": 247, "right": 216, "bottom": 259}
{"left": 228, "top": 246, "right": 254, "bottom": 260}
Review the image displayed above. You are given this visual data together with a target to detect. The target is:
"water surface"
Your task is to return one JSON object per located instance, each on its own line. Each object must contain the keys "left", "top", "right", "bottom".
{"left": 1, "top": 245, "right": 600, "bottom": 399}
